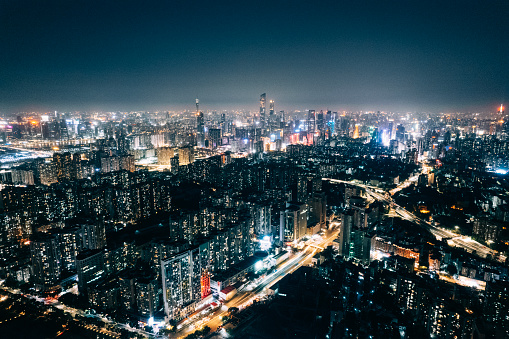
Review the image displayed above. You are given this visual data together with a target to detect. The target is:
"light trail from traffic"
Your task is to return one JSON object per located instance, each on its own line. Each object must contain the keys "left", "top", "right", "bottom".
{"left": 175, "top": 229, "right": 339, "bottom": 338}
{"left": 323, "top": 178, "right": 504, "bottom": 262}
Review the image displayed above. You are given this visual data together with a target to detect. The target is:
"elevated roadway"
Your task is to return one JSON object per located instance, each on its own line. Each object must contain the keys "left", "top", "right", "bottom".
{"left": 323, "top": 178, "right": 503, "bottom": 262}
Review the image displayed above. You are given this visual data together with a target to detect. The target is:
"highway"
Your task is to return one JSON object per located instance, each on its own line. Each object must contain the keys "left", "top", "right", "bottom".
{"left": 323, "top": 178, "right": 505, "bottom": 262}
{"left": 0, "top": 145, "right": 53, "bottom": 164}
{"left": 367, "top": 189, "right": 502, "bottom": 261}
{"left": 389, "top": 174, "right": 419, "bottom": 195}
{"left": 0, "top": 145, "right": 53, "bottom": 157}
{"left": 174, "top": 228, "right": 340, "bottom": 338}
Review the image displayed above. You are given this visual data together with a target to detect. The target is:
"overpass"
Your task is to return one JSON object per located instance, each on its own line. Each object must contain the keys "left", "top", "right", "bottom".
{"left": 322, "top": 177, "right": 503, "bottom": 262}
{"left": 308, "top": 243, "right": 324, "bottom": 250}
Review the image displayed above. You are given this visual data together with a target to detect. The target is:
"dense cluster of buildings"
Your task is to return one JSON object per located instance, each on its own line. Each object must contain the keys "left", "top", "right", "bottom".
{"left": 0, "top": 98, "right": 507, "bottom": 336}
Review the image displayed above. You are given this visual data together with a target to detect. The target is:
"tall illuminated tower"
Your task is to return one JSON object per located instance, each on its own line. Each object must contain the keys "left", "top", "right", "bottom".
{"left": 307, "top": 110, "right": 316, "bottom": 133}
{"left": 259, "top": 93, "right": 266, "bottom": 129}
{"left": 196, "top": 98, "right": 205, "bottom": 148}
{"left": 269, "top": 100, "right": 275, "bottom": 133}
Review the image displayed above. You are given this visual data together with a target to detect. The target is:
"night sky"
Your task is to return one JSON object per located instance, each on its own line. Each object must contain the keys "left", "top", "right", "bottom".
{"left": 0, "top": 0, "right": 508, "bottom": 113}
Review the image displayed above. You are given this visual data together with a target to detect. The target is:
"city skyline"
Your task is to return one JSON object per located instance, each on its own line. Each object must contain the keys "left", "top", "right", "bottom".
{"left": 1, "top": 2, "right": 509, "bottom": 337}
{"left": 1, "top": 0, "right": 508, "bottom": 113}
{"left": 0, "top": 76, "right": 508, "bottom": 337}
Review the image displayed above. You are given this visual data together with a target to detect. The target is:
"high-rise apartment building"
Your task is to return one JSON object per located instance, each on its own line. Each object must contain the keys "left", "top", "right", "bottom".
{"left": 157, "top": 147, "right": 175, "bottom": 165}
{"left": 30, "top": 233, "right": 62, "bottom": 290}
{"left": 53, "top": 152, "right": 72, "bottom": 182}
{"left": 71, "top": 153, "right": 83, "bottom": 180}
{"left": 484, "top": 280, "right": 509, "bottom": 332}
{"left": 119, "top": 154, "right": 135, "bottom": 172}
{"left": 55, "top": 226, "right": 82, "bottom": 271}
{"left": 119, "top": 272, "right": 137, "bottom": 311}
{"left": 280, "top": 202, "right": 308, "bottom": 243}
{"left": 74, "top": 219, "right": 106, "bottom": 250}
{"left": 38, "top": 161, "right": 58, "bottom": 185}
{"left": 76, "top": 249, "right": 105, "bottom": 293}
{"left": 178, "top": 146, "right": 194, "bottom": 166}
{"left": 136, "top": 277, "right": 159, "bottom": 318}
{"left": 161, "top": 247, "right": 208, "bottom": 321}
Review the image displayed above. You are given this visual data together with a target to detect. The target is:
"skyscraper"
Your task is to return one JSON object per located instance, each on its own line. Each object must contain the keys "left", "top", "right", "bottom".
{"left": 71, "top": 153, "right": 83, "bottom": 180}
{"left": 259, "top": 93, "right": 266, "bottom": 130}
{"left": 196, "top": 98, "right": 205, "bottom": 148}
{"left": 338, "top": 209, "right": 354, "bottom": 257}
{"left": 316, "top": 110, "right": 324, "bottom": 131}
{"left": 307, "top": 110, "right": 316, "bottom": 133}
{"left": 268, "top": 100, "right": 277, "bottom": 133}
{"left": 59, "top": 120, "right": 69, "bottom": 140}
{"left": 396, "top": 124, "right": 405, "bottom": 142}
{"left": 208, "top": 128, "right": 221, "bottom": 149}
{"left": 338, "top": 209, "right": 371, "bottom": 264}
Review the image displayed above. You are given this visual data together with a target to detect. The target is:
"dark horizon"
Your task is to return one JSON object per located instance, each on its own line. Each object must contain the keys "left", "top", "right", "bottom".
{"left": 1, "top": 0, "right": 508, "bottom": 114}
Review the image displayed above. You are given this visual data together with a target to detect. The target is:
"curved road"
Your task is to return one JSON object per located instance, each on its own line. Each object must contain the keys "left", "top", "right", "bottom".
{"left": 323, "top": 178, "right": 504, "bottom": 262}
